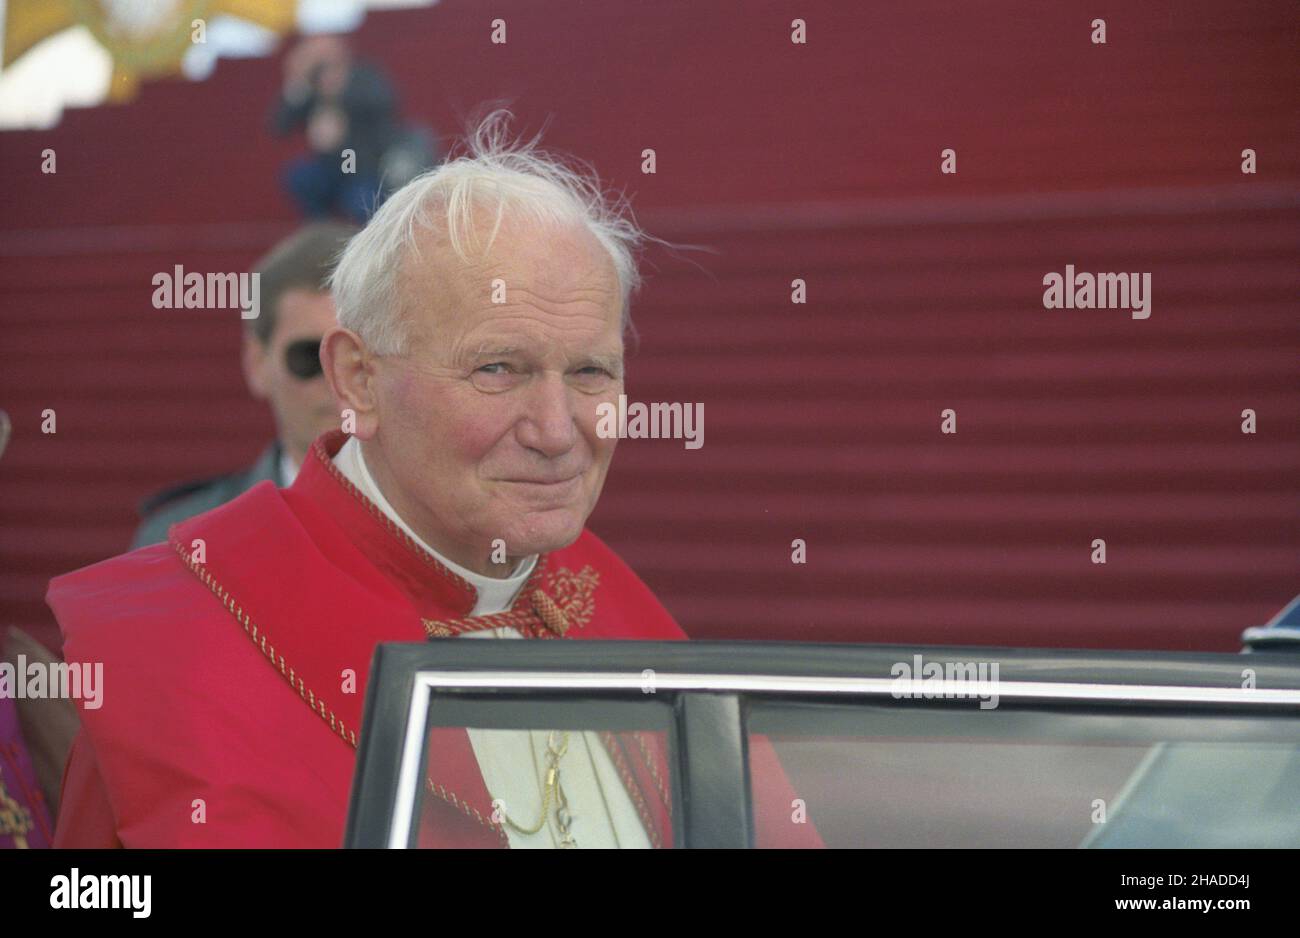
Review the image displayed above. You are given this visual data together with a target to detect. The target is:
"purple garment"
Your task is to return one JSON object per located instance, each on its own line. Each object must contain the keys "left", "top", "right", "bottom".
{"left": 0, "top": 695, "right": 52, "bottom": 848}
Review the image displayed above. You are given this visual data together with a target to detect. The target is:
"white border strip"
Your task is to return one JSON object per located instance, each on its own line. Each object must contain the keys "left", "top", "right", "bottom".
{"left": 390, "top": 682, "right": 434, "bottom": 848}
{"left": 1243, "top": 626, "right": 1300, "bottom": 645}
{"left": 407, "top": 670, "right": 1300, "bottom": 703}
{"left": 386, "top": 670, "right": 1300, "bottom": 848}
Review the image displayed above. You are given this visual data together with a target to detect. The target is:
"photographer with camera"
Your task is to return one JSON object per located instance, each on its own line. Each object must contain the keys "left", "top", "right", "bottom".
{"left": 271, "top": 35, "right": 403, "bottom": 223}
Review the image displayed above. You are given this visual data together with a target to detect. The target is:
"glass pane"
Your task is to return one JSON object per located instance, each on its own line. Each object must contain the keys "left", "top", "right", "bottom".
{"left": 749, "top": 704, "right": 1300, "bottom": 848}
{"left": 407, "top": 694, "right": 674, "bottom": 849}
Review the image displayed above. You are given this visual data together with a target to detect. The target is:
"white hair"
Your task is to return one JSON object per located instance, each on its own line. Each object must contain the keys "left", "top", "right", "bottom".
{"left": 330, "top": 108, "right": 650, "bottom": 354}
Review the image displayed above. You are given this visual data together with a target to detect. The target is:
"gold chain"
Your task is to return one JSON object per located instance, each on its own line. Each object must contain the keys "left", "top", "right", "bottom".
{"left": 495, "top": 730, "right": 631, "bottom": 848}
{"left": 498, "top": 731, "right": 576, "bottom": 847}
{"left": 481, "top": 728, "right": 648, "bottom": 849}
{"left": 524, "top": 731, "right": 559, "bottom": 848}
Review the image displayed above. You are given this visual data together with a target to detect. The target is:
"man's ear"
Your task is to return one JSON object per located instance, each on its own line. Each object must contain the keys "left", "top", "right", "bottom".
{"left": 242, "top": 332, "right": 270, "bottom": 400}
{"left": 320, "top": 327, "right": 380, "bottom": 439}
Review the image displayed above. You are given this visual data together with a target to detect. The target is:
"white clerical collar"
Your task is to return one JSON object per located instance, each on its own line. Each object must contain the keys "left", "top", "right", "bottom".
{"left": 330, "top": 435, "right": 537, "bottom": 614}
{"left": 279, "top": 451, "right": 301, "bottom": 486}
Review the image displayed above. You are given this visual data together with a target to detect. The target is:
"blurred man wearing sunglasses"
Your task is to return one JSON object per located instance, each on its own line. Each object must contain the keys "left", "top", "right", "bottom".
{"left": 131, "top": 224, "right": 357, "bottom": 547}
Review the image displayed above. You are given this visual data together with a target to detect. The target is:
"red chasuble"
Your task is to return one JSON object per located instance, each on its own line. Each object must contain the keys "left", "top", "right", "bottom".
{"left": 48, "top": 431, "right": 822, "bottom": 849}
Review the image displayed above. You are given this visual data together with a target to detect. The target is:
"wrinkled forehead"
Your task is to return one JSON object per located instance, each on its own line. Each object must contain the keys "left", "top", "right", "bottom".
{"left": 395, "top": 210, "right": 623, "bottom": 348}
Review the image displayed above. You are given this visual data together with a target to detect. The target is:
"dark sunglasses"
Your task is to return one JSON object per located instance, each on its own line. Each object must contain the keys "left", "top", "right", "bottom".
{"left": 284, "top": 338, "right": 324, "bottom": 380}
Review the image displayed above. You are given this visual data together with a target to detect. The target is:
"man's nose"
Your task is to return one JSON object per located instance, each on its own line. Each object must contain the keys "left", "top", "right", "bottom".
{"left": 516, "top": 373, "right": 578, "bottom": 457}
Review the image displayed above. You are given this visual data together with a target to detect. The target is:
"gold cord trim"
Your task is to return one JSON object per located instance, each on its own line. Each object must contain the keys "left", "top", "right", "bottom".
{"left": 420, "top": 554, "right": 556, "bottom": 639}
{"left": 530, "top": 589, "right": 571, "bottom": 636}
{"left": 170, "top": 536, "right": 509, "bottom": 847}
{"left": 171, "top": 538, "right": 357, "bottom": 749}
{"left": 313, "top": 435, "right": 479, "bottom": 599}
{"left": 599, "top": 731, "right": 663, "bottom": 848}
{"left": 426, "top": 779, "right": 510, "bottom": 848}
{"left": 420, "top": 559, "right": 606, "bottom": 642}
{"left": 633, "top": 732, "right": 673, "bottom": 816}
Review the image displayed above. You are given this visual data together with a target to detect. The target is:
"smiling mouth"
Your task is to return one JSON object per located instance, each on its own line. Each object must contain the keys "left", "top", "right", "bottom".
{"left": 502, "top": 475, "right": 581, "bottom": 487}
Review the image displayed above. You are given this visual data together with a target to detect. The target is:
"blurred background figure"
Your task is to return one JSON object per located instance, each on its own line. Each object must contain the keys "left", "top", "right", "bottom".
{"left": 1, "top": 410, "right": 56, "bottom": 849}
{"left": 133, "top": 223, "right": 356, "bottom": 547}
{"left": 271, "top": 34, "right": 438, "bottom": 222}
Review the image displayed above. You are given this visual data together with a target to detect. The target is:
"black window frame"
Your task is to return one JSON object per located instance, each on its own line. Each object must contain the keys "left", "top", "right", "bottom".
{"left": 344, "top": 639, "right": 1300, "bottom": 848}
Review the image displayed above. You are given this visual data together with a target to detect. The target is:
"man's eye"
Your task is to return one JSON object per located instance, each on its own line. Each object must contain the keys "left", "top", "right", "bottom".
{"left": 571, "top": 366, "right": 617, "bottom": 393}
{"left": 573, "top": 366, "right": 616, "bottom": 384}
{"left": 470, "top": 362, "right": 522, "bottom": 393}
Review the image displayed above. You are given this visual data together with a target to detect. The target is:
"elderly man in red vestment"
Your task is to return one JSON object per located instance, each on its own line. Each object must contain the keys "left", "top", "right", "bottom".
{"left": 47, "top": 110, "right": 821, "bottom": 849}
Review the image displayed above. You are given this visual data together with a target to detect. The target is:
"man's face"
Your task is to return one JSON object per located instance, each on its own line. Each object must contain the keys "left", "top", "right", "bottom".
{"left": 245, "top": 288, "right": 340, "bottom": 464}
{"left": 363, "top": 217, "right": 624, "bottom": 570}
